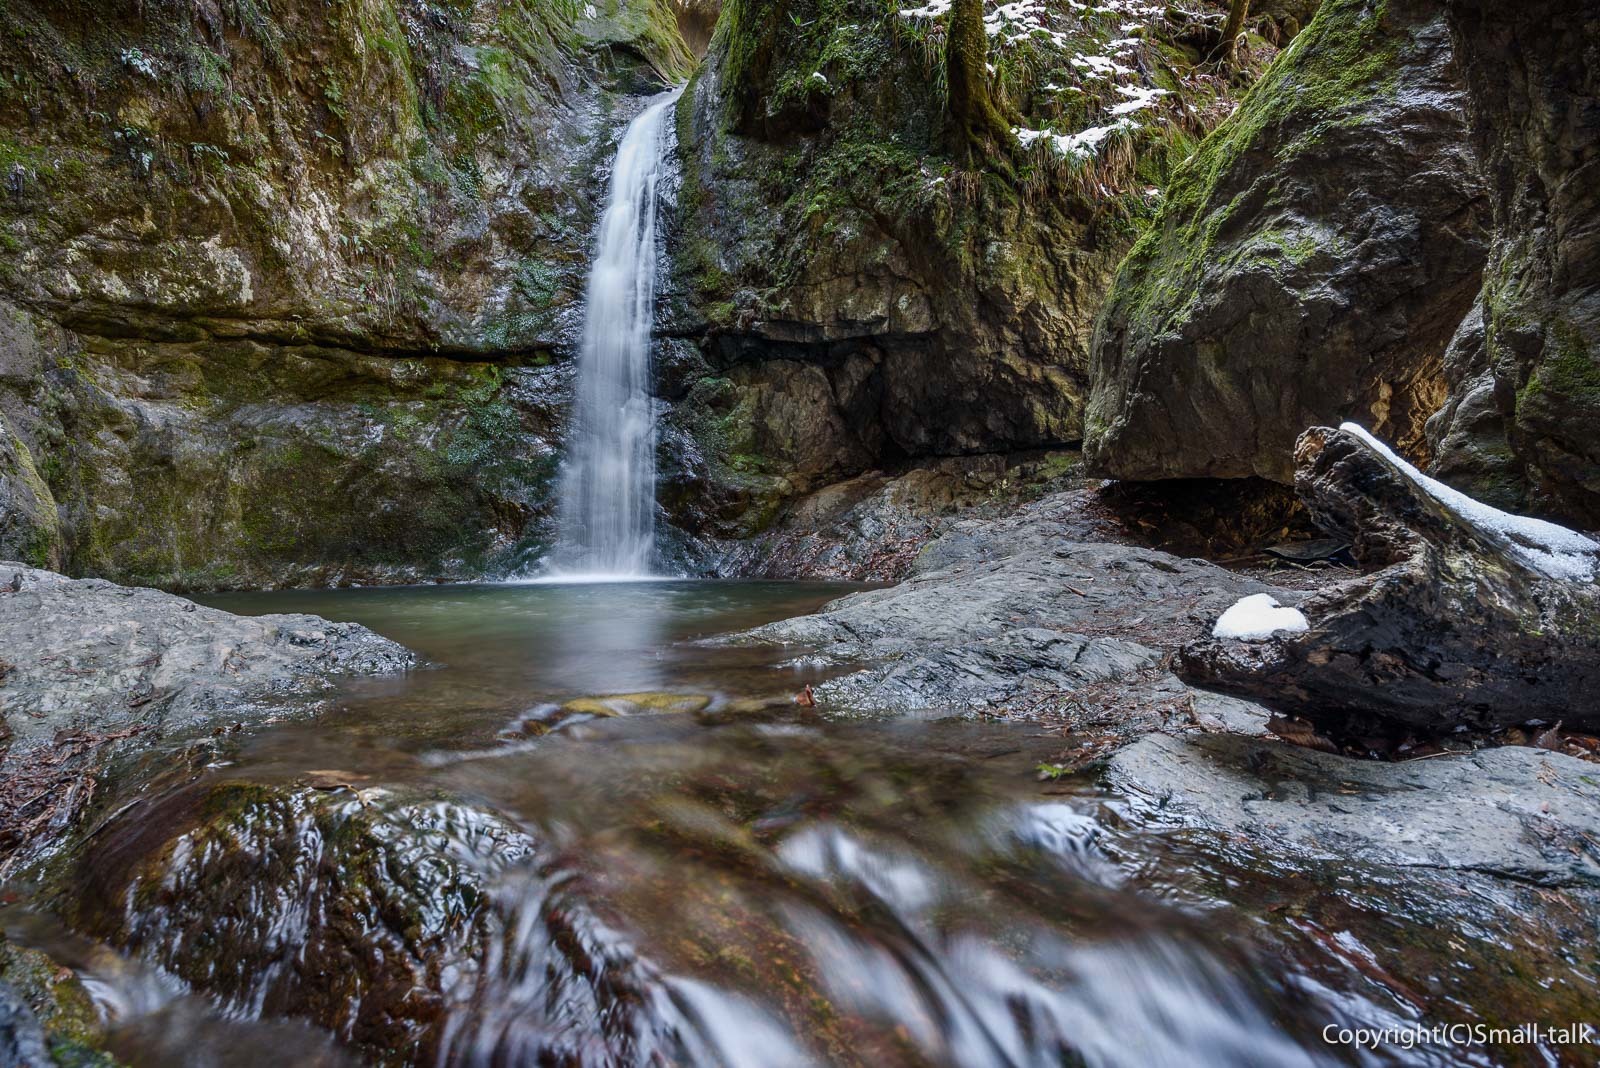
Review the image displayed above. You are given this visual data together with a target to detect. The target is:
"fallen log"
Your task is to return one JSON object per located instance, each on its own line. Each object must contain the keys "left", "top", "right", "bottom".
{"left": 1182, "top": 424, "right": 1600, "bottom": 738}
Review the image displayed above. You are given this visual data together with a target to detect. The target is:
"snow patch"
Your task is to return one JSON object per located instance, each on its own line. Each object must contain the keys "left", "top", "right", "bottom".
{"left": 1108, "top": 85, "right": 1169, "bottom": 115}
{"left": 1339, "top": 423, "right": 1599, "bottom": 583}
{"left": 1212, "top": 594, "right": 1310, "bottom": 641}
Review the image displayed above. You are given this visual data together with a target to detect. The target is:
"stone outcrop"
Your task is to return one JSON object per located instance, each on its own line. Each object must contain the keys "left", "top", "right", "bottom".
{"left": 736, "top": 489, "right": 1285, "bottom": 714}
{"left": 0, "top": 562, "right": 411, "bottom": 871}
{"left": 0, "top": 0, "right": 692, "bottom": 589}
{"left": 1181, "top": 426, "right": 1600, "bottom": 738}
{"left": 1083, "top": 0, "right": 1488, "bottom": 484}
{"left": 1426, "top": 0, "right": 1600, "bottom": 527}
{"left": 661, "top": 0, "right": 1276, "bottom": 548}
{"left": 1109, "top": 730, "right": 1600, "bottom": 887}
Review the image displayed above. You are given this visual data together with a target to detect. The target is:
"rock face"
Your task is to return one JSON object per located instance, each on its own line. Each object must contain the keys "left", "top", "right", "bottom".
{"left": 0, "top": 0, "right": 691, "bottom": 589}
{"left": 661, "top": 0, "right": 1273, "bottom": 547}
{"left": 1084, "top": 0, "right": 1488, "bottom": 483}
{"left": 0, "top": 563, "right": 411, "bottom": 870}
{"left": 1181, "top": 426, "right": 1600, "bottom": 738}
{"left": 1426, "top": 1, "right": 1600, "bottom": 527}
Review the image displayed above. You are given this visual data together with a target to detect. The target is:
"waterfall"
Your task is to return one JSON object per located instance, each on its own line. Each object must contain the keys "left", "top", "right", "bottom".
{"left": 551, "top": 89, "right": 680, "bottom": 579}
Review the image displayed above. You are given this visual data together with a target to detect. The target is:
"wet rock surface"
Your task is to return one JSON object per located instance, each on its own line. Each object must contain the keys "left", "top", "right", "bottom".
{"left": 1181, "top": 426, "right": 1600, "bottom": 738}
{"left": 737, "top": 490, "right": 1287, "bottom": 713}
{"left": 0, "top": 563, "right": 411, "bottom": 871}
{"left": 69, "top": 783, "right": 533, "bottom": 1064}
{"left": 1085, "top": 0, "right": 1487, "bottom": 484}
{"left": 1109, "top": 731, "right": 1600, "bottom": 887}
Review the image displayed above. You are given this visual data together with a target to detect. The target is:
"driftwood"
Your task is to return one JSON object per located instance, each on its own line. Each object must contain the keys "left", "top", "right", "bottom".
{"left": 1182, "top": 425, "right": 1600, "bottom": 738}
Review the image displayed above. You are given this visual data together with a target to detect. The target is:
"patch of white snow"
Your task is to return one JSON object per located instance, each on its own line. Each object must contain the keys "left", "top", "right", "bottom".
{"left": 1339, "top": 422, "right": 1598, "bottom": 583}
{"left": 1212, "top": 594, "right": 1310, "bottom": 641}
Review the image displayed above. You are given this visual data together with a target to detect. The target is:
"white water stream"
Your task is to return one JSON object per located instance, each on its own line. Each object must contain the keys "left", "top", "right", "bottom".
{"left": 550, "top": 89, "right": 680, "bottom": 578}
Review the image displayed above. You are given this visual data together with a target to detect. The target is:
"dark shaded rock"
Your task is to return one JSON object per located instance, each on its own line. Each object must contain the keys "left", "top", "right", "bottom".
{"left": 1426, "top": 1, "right": 1600, "bottom": 527}
{"left": 1084, "top": 0, "right": 1487, "bottom": 483}
{"left": 695, "top": 450, "right": 1092, "bottom": 581}
{"left": 1095, "top": 477, "right": 1313, "bottom": 559}
{"left": 1107, "top": 732, "right": 1600, "bottom": 887}
{"left": 1181, "top": 426, "right": 1600, "bottom": 737}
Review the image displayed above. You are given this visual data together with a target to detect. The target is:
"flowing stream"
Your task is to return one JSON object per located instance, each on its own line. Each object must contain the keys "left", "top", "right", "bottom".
{"left": 10, "top": 582, "right": 1596, "bottom": 1067}
{"left": 551, "top": 90, "right": 681, "bottom": 578}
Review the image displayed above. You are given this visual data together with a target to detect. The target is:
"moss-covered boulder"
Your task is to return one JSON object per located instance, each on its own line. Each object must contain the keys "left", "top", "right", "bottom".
{"left": 0, "top": 0, "right": 691, "bottom": 588}
{"left": 67, "top": 782, "right": 535, "bottom": 1065}
{"left": 663, "top": 0, "right": 1274, "bottom": 543}
{"left": 1426, "top": 0, "right": 1600, "bottom": 527}
{"left": 1084, "top": 0, "right": 1488, "bottom": 484}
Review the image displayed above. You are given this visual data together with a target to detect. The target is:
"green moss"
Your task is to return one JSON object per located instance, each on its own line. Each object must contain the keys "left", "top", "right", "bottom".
{"left": 0, "top": 934, "right": 115, "bottom": 1066}
{"left": 1106, "top": 0, "right": 1402, "bottom": 339}
{"left": 1521, "top": 319, "right": 1600, "bottom": 402}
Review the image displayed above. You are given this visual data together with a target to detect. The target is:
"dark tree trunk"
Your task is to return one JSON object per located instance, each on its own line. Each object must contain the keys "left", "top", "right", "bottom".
{"left": 1217, "top": 0, "right": 1251, "bottom": 64}
{"left": 1181, "top": 426, "right": 1600, "bottom": 740}
{"left": 946, "top": 0, "right": 1012, "bottom": 164}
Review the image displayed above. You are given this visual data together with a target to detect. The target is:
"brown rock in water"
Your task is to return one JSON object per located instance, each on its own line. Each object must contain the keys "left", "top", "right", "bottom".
{"left": 1181, "top": 426, "right": 1600, "bottom": 738}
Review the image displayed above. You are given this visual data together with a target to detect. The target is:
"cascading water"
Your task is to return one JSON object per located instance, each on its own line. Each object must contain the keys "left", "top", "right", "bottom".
{"left": 550, "top": 89, "right": 681, "bottom": 579}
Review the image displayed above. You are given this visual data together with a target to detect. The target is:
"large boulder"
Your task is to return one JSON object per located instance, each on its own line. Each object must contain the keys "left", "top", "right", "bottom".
{"left": 1084, "top": 0, "right": 1488, "bottom": 483}
{"left": 1426, "top": 1, "right": 1600, "bottom": 527}
{"left": 1181, "top": 426, "right": 1600, "bottom": 738}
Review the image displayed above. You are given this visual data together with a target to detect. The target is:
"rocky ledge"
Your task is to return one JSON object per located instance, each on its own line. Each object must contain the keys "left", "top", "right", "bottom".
{"left": 734, "top": 431, "right": 1600, "bottom": 893}
{"left": 0, "top": 563, "right": 412, "bottom": 873}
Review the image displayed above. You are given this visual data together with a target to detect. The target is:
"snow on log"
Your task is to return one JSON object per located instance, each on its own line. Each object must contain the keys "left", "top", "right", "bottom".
{"left": 1182, "top": 425, "right": 1600, "bottom": 738}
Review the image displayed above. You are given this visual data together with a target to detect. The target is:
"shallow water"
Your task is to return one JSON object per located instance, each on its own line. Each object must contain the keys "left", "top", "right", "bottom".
{"left": 14, "top": 581, "right": 1599, "bottom": 1067}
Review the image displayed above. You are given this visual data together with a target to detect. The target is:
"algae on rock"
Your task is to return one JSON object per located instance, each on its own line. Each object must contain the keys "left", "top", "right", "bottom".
{"left": 0, "top": 0, "right": 694, "bottom": 587}
{"left": 662, "top": 0, "right": 1275, "bottom": 549}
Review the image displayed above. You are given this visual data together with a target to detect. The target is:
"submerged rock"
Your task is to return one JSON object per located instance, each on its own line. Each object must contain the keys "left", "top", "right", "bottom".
{"left": 1084, "top": 0, "right": 1487, "bottom": 483}
{"left": 70, "top": 783, "right": 536, "bottom": 1064}
{"left": 1181, "top": 426, "right": 1600, "bottom": 737}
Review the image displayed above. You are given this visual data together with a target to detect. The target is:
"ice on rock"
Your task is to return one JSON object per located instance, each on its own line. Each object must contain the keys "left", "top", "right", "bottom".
{"left": 1212, "top": 594, "right": 1310, "bottom": 641}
